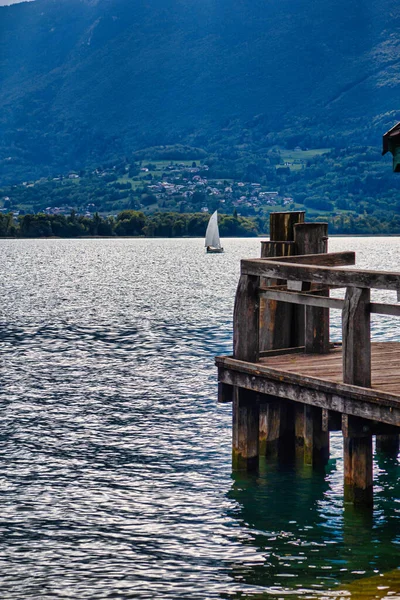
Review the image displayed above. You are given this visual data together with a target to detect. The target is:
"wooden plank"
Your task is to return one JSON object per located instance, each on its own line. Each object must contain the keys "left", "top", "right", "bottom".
{"left": 233, "top": 274, "right": 260, "bottom": 362}
{"left": 370, "top": 303, "right": 400, "bottom": 317}
{"left": 216, "top": 353, "right": 400, "bottom": 409}
{"left": 267, "top": 251, "right": 355, "bottom": 267}
{"left": 241, "top": 260, "right": 400, "bottom": 291}
{"left": 259, "top": 345, "right": 306, "bottom": 358}
{"left": 232, "top": 387, "right": 260, "bottom": 471}
{"left": 259, "top": 289, "right": 344, "bottom": 310}
{"left": 217, "top": 366, "right": 400, "bottom": 426}
{"left": 342, "top": 415, "right": 400, "bottom": 436}
{"left": 342, "top": 287, "right": 371, "bottom": 387}
{"left": 216, "top": 355, "right": 400, "bottom": 408}
{"left": 259, "top": 343, "right": 339, "bottom": 358}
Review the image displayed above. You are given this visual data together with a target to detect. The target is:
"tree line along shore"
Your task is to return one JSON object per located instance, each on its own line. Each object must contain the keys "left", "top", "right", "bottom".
{"left": 1, "top": 209, "right": 400, "bottom": 239}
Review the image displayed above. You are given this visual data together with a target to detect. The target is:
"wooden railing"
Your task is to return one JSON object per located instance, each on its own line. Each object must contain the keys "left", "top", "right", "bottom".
{"left": 233, "top": 250, "right": 400, "bottom": 388}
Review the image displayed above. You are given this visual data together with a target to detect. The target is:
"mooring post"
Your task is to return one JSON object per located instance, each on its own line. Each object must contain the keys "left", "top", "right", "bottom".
{"left": 259, "top": 211, "right": 304, "bottom": 457}
{"left": 342, "top": 415, "right": 373, "bottom": 506}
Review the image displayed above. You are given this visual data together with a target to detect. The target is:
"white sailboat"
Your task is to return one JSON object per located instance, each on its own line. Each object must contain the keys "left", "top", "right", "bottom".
{"left": 205, "top": 210, "right": 224, "bottom": 253}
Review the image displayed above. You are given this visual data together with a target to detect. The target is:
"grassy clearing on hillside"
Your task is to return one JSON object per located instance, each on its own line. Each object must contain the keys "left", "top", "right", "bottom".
{"left": 279, "top": 148, "right": 331, "bottom": 171}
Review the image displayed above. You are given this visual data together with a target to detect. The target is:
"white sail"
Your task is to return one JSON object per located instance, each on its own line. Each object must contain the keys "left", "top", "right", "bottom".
{"left": 205, "top": 210, "right": 222, "bottom": 249}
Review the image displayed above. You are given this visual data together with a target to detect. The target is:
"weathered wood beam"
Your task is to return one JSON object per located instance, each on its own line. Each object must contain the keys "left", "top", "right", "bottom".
{"left": 259, "top": 345, "right": 307, "bottom": 358}
{"left": 241, "top": 261, "right": 400, "bottom": 291}
{"left": 266, "top": 251, "right": 355, "bottom": 267}
{"left": 232, "top": 387, "right": 260, "bottom": 471}
{"left": 233, "top": 274, "right": 260, "bottom": 362}
{"left": 342, "top": 287, "right": 371, "bottom": 388}
{"left": 259, "top": 289, "right": 344, "bottom": 309}
{"left": 342, "top": 414, "right": 400, "bottom": 436}
{"left": 370, "top": 303, "right": 400, "bottom": 317}
{"left": 216, "top": 361, "right": 400, "bottom": 426}
{"left": 259, "top": 290, "right": 400, "bottom": 317}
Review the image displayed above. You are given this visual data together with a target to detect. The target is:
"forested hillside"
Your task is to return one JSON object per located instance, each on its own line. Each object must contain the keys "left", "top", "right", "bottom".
{"left": 1, "top": 0, "right": 400, "bottom": 184}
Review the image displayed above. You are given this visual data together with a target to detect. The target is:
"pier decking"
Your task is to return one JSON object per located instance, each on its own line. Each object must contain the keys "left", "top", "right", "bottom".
{"left": 216, "top": 212, "right": 400, "bottom": 506}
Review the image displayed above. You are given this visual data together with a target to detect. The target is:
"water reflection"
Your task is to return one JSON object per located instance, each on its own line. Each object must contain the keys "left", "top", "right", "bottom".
{"left": 224, "top": 446, "right": 400, "bottom": 598}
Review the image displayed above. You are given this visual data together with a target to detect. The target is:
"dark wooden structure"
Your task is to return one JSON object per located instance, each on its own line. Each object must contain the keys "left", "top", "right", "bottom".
{"left": 216, "top": 212, "right": 400, "bottom": 506}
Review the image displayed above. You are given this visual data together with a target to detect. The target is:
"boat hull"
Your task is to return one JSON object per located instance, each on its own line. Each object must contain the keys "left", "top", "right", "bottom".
{"left": 206, "top": 247, "right": 224, "bottom": 253}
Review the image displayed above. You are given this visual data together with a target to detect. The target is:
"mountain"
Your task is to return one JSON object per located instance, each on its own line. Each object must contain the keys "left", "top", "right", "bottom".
{"left": 0, "top": 0, "right": 400, "bottom": 183}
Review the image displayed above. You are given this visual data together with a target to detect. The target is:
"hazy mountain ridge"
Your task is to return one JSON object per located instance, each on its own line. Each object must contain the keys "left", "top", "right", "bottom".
{"left": 1, "top": 0, "right": 400, "bottom": 183}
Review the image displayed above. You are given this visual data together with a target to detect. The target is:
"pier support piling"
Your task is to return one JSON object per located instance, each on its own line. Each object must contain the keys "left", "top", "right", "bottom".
{"left": 304, "top": 406, "right": 330, "bottom": 468}
{"left": 232, "top": 388, "right": 260, "bottom": 471}
{"left": 343, "top": 415, "right": 373, "bottom": 506}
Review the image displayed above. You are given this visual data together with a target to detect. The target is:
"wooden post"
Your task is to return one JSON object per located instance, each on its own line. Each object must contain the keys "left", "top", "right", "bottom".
{"left": 294, "top": 222, "right": 328, "bottom": 256}
{"left": 294, "top": 222, "right": 329, "bottom": 352}
{"left": 259, "top": 212, "right": 304, "bottom": 463}
{"left": 269, "top": 211, "right": 305, "bottom": 243}
{"left": 232, "top": 269, "right": 261, "bottom": 470}
{"left": 343, "top": 416, "right": 373, "bottom": 506}
{"left": 260, "top": 211, "right": 305, "bottom": 351}
{"left": 304, "top": 406, "right": 329, "bottom": 468}
{"left": 233, "top": 274, "right": 260, "bottom": 362}
{"left": 259, "top": 398, "right": 295, "bottom": 460}
{"left": 342, "top": 287, "right": 371, "bottom": 387}
{"left": 232, "top": 388, "right": 260, "bottom": 471}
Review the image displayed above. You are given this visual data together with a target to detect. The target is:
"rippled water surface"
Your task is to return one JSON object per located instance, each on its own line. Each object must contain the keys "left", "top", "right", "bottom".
{"left": 1, "top": 237, "right": 400, "bottom": 599}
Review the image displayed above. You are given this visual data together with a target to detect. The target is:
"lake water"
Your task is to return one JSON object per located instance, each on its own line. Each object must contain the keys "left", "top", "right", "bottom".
{"left": 1, "top": 236, "right": 400, "bottom": 599}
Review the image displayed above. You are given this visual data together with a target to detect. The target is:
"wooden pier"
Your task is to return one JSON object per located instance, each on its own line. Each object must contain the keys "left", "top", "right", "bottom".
{"left": 216, "top": 212, "right": 400, "bottom": 506}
